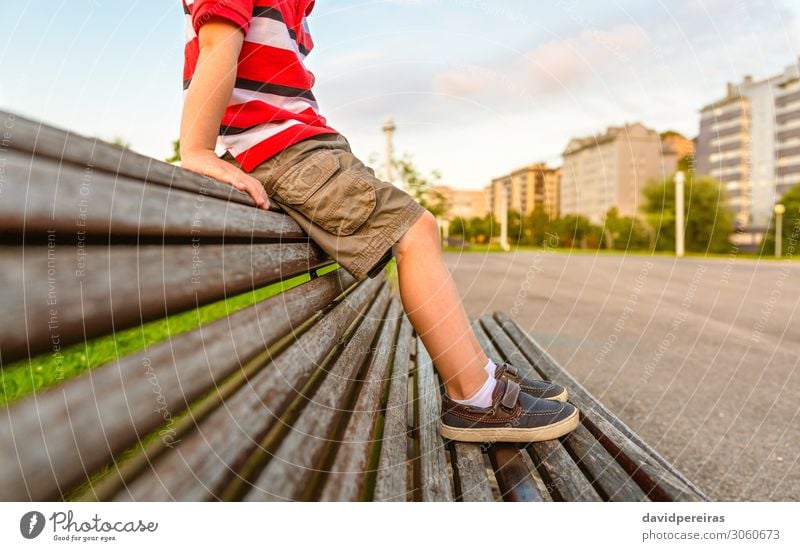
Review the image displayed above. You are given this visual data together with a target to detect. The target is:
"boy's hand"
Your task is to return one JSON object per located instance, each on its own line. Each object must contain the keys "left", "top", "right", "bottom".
{"left": 181, "top": 149, "right": 270, "bottom": 210}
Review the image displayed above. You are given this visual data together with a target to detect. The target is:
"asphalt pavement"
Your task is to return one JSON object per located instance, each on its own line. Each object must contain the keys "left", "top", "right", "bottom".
{"left": 443, "top": 249, "right": 800, "bottom": 501}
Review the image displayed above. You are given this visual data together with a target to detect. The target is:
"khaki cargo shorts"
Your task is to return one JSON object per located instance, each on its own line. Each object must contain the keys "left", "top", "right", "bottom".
{"left": 222, "top": 133, "right": 428, "bottom": 281}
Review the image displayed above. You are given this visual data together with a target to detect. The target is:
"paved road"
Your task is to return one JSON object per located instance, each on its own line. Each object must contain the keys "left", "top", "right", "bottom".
{"left": 443, "top": 250, "right": 800, "bottom": 501}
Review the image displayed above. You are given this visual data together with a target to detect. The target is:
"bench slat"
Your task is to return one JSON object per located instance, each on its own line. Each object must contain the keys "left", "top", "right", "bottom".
{"left": 487, "top": 446, "right": 544, "bottom": 502}
{"left": 450, "top": 443, "right": 494, "bottom": 502}
{"left": 0, "top": 242, "right": 330, "bottom": 363}
{"left": 517, "top": 447, "right": 554, "bottom": 502}
{"left": 56, "top": 270, "right": 355, "bottom": 502}
{"left": 528, "top": 439, "right": 602, "bottom": 502}
{"left": 0, "top": 150, "right": 307, "bottom": 241}
{"left": 318, "top": 296, "right": 404, "bottom": 501}
{"left": 0, "top": 110, "right": 259, "bottom": 208}
{"left": 372, "top": 314, "right": 414, "bottom": 502}
{"left": 471, "top": 319, "right": 543, "bottom": 501}
{"left": 561, "top": 423, "right": 649, "bottom": 502}
{"left": 243, "top": 283, "right": 393, "bottom": 501}
{"left": 415, "top": 336, "right": 454, "bottom": 502}
{"left": 491, "top": 311, "right": 708, "bottom": 502}
{"left": 582, "top": 411, "right": 701, "bottom": 502}
{"left": 478, "top": 314, "right": 603, "bottom": 501}
{"left": 112, "top": 276, "right": 384, "bottom": 501}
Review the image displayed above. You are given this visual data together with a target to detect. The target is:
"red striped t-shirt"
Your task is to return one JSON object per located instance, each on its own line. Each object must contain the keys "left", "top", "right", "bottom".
{"left": 182, "top": 0, "right": 338, "bottom": 172}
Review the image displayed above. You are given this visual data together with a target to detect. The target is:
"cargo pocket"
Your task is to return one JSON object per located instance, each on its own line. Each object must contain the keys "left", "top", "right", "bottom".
{"left": 272, "top": 150, "right": 376, "bottom": 236}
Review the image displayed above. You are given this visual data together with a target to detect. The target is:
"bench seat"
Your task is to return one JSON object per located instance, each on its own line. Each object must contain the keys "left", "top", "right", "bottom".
{"left": 0, "top": 111, "right": 708, "bottom": 502}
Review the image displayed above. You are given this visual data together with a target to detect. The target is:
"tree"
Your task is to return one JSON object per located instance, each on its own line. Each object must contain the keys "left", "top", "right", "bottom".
{"left": 467, "top": 214, "right": 498, "bottom": 245}
{"left": 391, "top": 153, "right": 448, "bottom": 217}
{"left": 366, "top": 151, "right": 449, "bottom": 217}
{"left": 552, "top": 214, "right": 596, "bottom": 249}
{"left": 448, "top": 216, "right": 469, "bottom": 239}
{"left": 762, "top": 182, "right": 800, "bottom": 256}
{"left": 166, "top": 139, "right": 181, "bottom": 163}
{"left": 507, "top": 209, "right": 523, "bottom": 245}
{"left": 525, "top": 209, "right": 555, "bottom": 247}
{"left": 642, "top": 174, "right": 733, "bottom": 253}
{"left": 600, "top": 207, "right": 651, "bottom": 250}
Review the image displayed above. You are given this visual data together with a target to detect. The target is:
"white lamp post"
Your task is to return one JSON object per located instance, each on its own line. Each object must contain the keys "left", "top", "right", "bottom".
{"left": 499, "top": 183, "right": 509, "bottom": 251}
{"left": 382, "top": 116, "right": 396, "bottom": 186}
{"left": 675, "top": 171, "right": 685, "bottom": 258}
{"left": 774, "top": 203, "right": 785, "bottom": 258}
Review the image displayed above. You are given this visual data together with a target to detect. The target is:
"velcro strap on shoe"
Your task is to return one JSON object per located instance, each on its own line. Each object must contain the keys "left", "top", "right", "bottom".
{"left": 501, "top": 379, "right": 521, "bottom": 409}
{"left": 502, "top": 362, "right": 518, "bottom": 378}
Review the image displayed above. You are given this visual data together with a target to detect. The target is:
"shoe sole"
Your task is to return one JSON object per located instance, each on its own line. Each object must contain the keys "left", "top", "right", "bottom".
{"left": 439, "top": 406, "right": 580, "bottom": 443}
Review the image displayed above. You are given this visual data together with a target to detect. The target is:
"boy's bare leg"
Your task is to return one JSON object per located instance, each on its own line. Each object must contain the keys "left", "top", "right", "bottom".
{"left": 394, "top": 210, "right": 491, "bottom": 400}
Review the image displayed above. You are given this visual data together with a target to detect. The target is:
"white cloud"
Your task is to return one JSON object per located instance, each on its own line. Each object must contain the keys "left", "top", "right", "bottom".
{"left": 432, "top": 24, "right": 651, "bottom": 98}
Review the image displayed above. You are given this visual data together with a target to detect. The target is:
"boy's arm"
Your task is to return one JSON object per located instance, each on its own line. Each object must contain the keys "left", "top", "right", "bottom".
{"left": 180, "top": 18, "right": 270, "bottom": 209}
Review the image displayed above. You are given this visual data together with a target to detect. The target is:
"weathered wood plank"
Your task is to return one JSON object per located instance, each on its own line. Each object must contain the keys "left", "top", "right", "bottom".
{"left": 528, "top": 439, "right": 602, "bottom": 502}
{"left": 372, "top": 314, "right": 414, "bottom": 502}
{"left": 450, "top": 442, "right": 494, "bottom": 502}
{"left": 561, "top": 423, "right": 649, "bottom": 502}
{"left": 0, "top": 110, "right": 261, "bottom": 208}
{"left": 0, "top": 150, "right": 307, "bottom": 240}
{"left": 518, "top": 447, "right": 554, "bottom": 502}
{"left": 491, "top": 311, "right": 708, "bottom": 501}
{"left": 471, "top": 319, "right": 543, "bottom": 501}
{"left": 56, "top": 270, "right": 356, "bottom": 502}
{"left": 112, "top": 275, "right": 384, "bottom": 501}
{"left": 243, "top": 283, "right": 393, "bottom": 501}
{"left": 582, "top": 412, "right": 702, "bottom": 502}
{"left": 487, "top": 445, "right": 544, "bottom": 502}
{"left": 318, "top": 296, "right": 404, "bottom": 501}
{"left": 415, "top": 336, "right": 454, "bottom": 502}
{"left": 0, "top": 242, "right": 330, "bottom": 364}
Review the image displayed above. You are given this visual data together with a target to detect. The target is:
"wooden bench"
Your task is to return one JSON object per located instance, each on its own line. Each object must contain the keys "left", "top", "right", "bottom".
{"left": 0, "top": 111, "right": 709, "bottom": 502}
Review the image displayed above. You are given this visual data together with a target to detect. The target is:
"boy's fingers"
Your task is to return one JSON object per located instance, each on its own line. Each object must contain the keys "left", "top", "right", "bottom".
{"left": 188, "top": 156, "right": 270, "bottom": 210}
{"left": 233, "top": 171, "right": 270, "bottom": 209}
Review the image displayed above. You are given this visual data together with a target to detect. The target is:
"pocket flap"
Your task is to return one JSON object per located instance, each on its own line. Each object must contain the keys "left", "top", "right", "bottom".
{"left": 274, "top": 150, "right": 340, "bottom": 205}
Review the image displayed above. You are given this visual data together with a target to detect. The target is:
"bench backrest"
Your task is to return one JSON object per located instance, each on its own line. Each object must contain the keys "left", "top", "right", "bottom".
{"left": 0, "top": 110, "right": 375, "bottom": 500}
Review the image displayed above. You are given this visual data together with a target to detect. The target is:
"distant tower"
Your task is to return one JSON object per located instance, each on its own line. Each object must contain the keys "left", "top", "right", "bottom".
{"left": 382, "top": 116, "right": 396, "bottom": 186}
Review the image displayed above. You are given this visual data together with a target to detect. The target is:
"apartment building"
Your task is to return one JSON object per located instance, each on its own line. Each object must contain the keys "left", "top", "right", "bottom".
{"left": 660, "top": 132, "right": 695, "bottom": 163}
{"left": 776, "top": 72, "right": 800, "bottom": 196}
{"left": 560, "top": 123, "right": 674, "bottom": 223}
{"left": 695, "top": 59, "right": 800, "bottom": 236}
{"left": 485, "top": 164, "right": 561, "bottom": 222}
{"left": 427, "top": 185, "right": 489, "bottom": 221}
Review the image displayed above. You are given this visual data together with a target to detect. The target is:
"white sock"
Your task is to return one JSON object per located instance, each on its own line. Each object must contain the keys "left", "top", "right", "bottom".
{"left": 483, "top": 358, "right": 498, "bottom": 378}
{"left": 452, "top": 372, "right": 497, "bottom": 409}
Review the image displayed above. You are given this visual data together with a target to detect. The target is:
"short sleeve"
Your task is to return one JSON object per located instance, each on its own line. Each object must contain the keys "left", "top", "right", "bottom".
{"left": 191, "top": 0, "right": 254, "bottom": 35}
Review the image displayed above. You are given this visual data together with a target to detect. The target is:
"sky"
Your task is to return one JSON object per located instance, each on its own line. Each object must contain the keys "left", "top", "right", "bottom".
{"left": 1, "top": 0, "right": 799, "bottom": 190}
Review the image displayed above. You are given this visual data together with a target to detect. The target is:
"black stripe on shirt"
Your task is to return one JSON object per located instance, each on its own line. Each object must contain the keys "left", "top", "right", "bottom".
{"left": 234, "top": 78, "right": 316, "bottom": 101}
{"left": 287, "top": 28, "right": 311, "bottom": 56}
{"left": 187, "top": 4, "right": 310, "bottom": 56}
{"left": 252, "top": 6, "right": 284, "bottom": 22}
{"left": 219, "top": 125, "right": 255, "bottom": 136}
{"left": 183, "top": 76, "right": 315, "bottom": 97}
{"left": 252, "top": 5, "right": 310, "bottom": 56}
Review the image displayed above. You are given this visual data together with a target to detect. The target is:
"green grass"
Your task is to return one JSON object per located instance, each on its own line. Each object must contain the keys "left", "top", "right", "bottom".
{"left": 442, "top": 243, "right": 797, "bottom": 261}
{"left": 0, "top": 262, "right": 342, "bottom": 407}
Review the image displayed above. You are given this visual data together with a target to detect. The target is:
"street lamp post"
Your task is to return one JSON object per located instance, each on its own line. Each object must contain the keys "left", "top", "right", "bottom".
{"left": 382, "top": 116, "right": 396, "bottom": 186}
{"left": 499, "top": 183, "right": 509, "bottom": 251}
{"left": 774, "top": 203, "right": 785, "bottom": 258}
{"left": 675, "top": 171, "right": 685, "bottom": 258}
